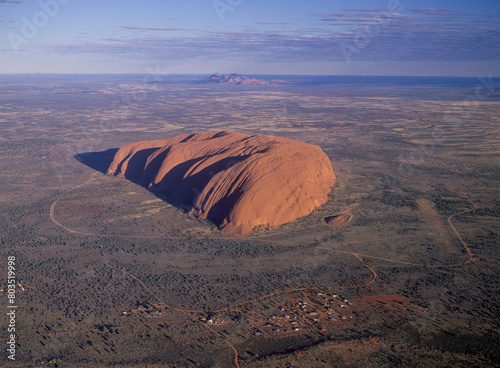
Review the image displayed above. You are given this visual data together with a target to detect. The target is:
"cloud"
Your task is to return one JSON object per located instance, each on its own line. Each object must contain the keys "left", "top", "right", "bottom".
{"left": 410, "top": 8, "right": 460, "bottom": 16}
{"left": 317, "top": 11, "right": 411, "bottom": 27}
{"left": 42, "top": 8, "right": 500, "bottom": 66}
{"left": 256, "top": 22, "right": 292, "bottom": 25}
{"left": 118, "top": 26, "right": 185, "bottom": 31}
{"left": 0, "top": 0, "right": 24, "bottom": 3}
{"left": 47, "top": 32, "right": 334, "bottom": 63}
{"left": 314, "top": 8, "right": 500, "bottom": 61}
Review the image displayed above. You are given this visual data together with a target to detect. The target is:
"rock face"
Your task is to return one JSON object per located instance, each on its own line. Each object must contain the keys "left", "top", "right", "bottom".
{"left": 107, "top": 131, "right": 335, "bottom": 235}
{"left": 205, "top": 73, "right": 288, "bottom": 85}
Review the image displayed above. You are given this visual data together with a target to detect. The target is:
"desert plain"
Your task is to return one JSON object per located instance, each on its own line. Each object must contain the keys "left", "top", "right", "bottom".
{"left": 0, "top": 74, "right": 499, "bottom": 367}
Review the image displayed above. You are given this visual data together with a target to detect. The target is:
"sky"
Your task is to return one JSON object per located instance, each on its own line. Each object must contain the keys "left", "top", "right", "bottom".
{"left": 0, "top": 0, "right": 499, "bottom": 76}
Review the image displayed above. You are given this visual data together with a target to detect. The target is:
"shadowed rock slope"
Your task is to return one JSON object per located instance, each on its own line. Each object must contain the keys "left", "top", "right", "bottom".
{"left": 107, "top": 131, "right": 336, "bottom": 235}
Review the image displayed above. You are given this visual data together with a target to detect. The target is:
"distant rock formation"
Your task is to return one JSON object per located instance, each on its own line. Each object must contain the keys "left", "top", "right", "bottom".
{"left": 107, "top": 131, "right": 335, "bottom": 235}
{"left": 205, "top": 73, "right": 288, "bottom": 85}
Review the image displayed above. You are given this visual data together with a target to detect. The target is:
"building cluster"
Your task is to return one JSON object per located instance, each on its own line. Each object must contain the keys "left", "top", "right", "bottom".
{"left": 254, "top": 292, "right": 355, "bottom": 336}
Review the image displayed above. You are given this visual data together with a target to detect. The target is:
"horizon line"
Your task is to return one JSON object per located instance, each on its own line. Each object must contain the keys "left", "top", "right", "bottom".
{"left": 0, "top": 73, "right": 495, "bottom": 79}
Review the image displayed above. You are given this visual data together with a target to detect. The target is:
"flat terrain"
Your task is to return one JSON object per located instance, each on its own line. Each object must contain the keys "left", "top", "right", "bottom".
{"left": 0, "top": 74, "right": 499, "bottom": 367}
{"left": 416, "top": 199, "right": 461, "bottom": 254}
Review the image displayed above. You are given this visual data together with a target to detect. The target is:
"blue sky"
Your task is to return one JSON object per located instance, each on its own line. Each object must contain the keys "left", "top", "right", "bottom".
{"left": 0, "top": 0, "right": 499, "bottom": 75}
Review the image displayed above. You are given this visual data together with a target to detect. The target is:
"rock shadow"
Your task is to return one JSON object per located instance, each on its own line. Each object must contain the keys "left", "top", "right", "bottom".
{"left": 75, "top": 149, "right": 249, "bottom": 230}
{"left": 75, "top": 149, "right": 119, "bottom": 174}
